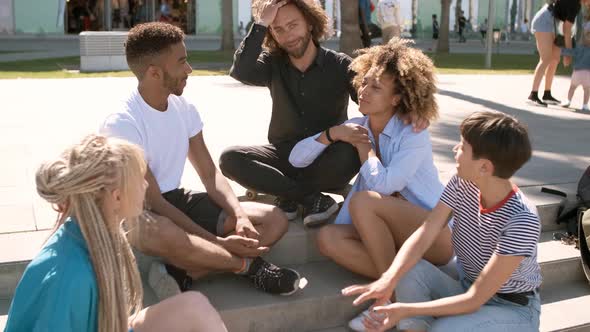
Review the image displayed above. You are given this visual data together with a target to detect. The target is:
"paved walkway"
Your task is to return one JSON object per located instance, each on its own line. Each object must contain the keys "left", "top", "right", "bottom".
{"left": 0, "top": 35, "right": 536, "bottom": 62}
{"left": 0, "top": 74, "right": 588, "bottom": 235}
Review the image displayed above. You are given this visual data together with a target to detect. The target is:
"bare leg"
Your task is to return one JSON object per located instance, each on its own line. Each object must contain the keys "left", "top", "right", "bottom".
{"left": 130, "top": 291, "right": 227, "bottom": 332}
{"left": 568, "top": 83, "right": 578, "bottom": 101}
{"left": 186, "top": 202, "right": 288, "bottom": 278}
{"left": 316, "top": 224, "right": 379, "bottom": 278}
{"left": 221, "top": 202, "right": 288, "bottom": 247}
{"left": 544, "top": 44, "right": 562, "bottom": 91}
{"left": 531, "top": 31, "right": 556, "bottom": 92}
{"left": 350, "top": 191, "right": 453, "bottom": 274}
{"left": 126, "top": 214, "right": 243, "bottom": 273}
{"left": 583, "top": 87, "right": 590, "bottom": 105}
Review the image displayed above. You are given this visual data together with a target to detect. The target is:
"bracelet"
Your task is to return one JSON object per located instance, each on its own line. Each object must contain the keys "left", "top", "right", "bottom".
{"left": 325, "top": 127, "right": 335, "bottom": 143}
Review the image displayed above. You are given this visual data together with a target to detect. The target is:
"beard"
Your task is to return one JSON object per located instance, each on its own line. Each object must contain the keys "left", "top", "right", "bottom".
{"left": 282, "top": 32, "right": 312, "bottom": 59}
{"left": 163, "top": 71, "right": 187, "bottom": 96}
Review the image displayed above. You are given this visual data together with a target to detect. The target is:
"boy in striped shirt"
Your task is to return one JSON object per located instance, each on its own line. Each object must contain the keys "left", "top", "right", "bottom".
{"left": 343, "top": 111, "right": 542, "bottom": 331}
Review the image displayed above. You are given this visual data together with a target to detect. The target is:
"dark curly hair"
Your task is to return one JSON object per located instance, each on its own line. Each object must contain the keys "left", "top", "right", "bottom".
{"left": 125, "top": 22, "right": 184, "bottom": 79}
{"left": 252, "top": 0, "right": 332, "bottom": 54}
{"left": 350, "top": 38, "right": 439, "bottom": 122}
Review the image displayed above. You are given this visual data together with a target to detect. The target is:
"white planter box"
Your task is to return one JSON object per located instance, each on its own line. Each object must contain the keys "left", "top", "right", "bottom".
{"left": 79, "top": 31, "right": 129, "bottom": 72}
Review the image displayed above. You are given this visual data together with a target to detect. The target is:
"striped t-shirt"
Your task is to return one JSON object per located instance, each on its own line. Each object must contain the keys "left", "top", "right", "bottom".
{"left": 440, "top": 175, "right": 542, "bottom": 293}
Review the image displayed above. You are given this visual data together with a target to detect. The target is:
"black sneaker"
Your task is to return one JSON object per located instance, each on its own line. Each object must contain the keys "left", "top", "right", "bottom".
{"left": 302, "top": 193, "right": 339, "bottom": 227}
{"left": 274, "top": 197, "right": 298, "bottom": 221}
{"left": 148, "top": 262, "right": 192, "bottom": 301}
{"left": 165, "top": 263, "right": 193, "bottom": 291}
{"left": 527, "top": 94, "right": 547, "bottom": 107}
{"left": 247, "top": 257, "right": 301, "bottom": 296}
{"left": 542, "top": 93, "right": 561, "bottom": 105}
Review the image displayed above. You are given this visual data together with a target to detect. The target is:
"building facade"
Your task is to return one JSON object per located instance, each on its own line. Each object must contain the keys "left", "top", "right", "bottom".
{"left": 0, "top": 0, "right": 547, "bottom": 36}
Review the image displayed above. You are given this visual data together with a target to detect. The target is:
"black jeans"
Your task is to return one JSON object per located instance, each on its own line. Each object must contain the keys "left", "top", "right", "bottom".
{"left": 219, "top": 141, "right": 361, "bottom": 203}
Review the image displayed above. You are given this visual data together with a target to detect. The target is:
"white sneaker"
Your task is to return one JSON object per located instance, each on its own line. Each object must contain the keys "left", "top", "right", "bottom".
{"left": 561, "top": 100, "right": 571, "bottom": 108}
{"left": 582, "top": 105, "right": 590, "bottom": 112}
{"left": 348, "top": 301, "right": 391, "bottom": 332}
{"left": 148, "top": 262, "right": 181, "bottom": 301}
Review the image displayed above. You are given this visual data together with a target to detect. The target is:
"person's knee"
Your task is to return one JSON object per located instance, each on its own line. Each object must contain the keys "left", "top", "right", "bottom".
{"left": 182, "top": 291, "right": 211, "bottom": 310}
{"left": 395, "top": 260, "right": 433, "bottom": 302}
{"left": 243, "top": 202, "right": 289, "bottom": 239}
{"left": 350, "top": 191, "right": 378, "bottom": 223}
{"left": 316, "top": 225, "right": 338, "bottom": 257}
{"left": 219, "top": 146, "right": 245, "bottom": 178}
{"left": 538, "top": 54, "right": 553, "bottom": 66}
{"left": 140, "top": 214, "right": 187, "bottom": 259}
{"left": 264, "top": 206, "right": 289, "bottom": 237}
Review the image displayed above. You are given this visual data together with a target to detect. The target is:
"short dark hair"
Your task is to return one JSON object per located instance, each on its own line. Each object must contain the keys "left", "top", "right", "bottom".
{"left": 460, "top": 111, "right": 532, "bottom": 179}
{"left": 252, "top": 0, "right": 331, "bottom": 54}
{"left": 125, "top": 22, "right": 184, "bottom": 79}
{"left": 432, "top": 14, "right": 437, "bottom": 18}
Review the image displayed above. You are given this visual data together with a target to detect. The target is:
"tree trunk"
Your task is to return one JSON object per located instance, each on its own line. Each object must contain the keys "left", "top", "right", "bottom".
{"left": 438, "top": 0, "right": 451, "bottom": 54}
{"left": 221, "top": 0, "right": 234, "bottom": 51}
{"left": 411, "top": 0, "right": 418, "bottom": 37}
{"left": 339, "top": 0, "right": 362, "bottom": 56}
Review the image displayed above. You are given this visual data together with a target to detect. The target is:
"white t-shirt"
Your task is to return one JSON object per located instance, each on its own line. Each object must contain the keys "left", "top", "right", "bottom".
{"left": 99, "top": 89, "right": 203, "bottom": 193}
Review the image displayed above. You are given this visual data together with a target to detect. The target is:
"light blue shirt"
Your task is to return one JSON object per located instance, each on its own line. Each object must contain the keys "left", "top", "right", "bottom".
{"left": 561, "top": 46, "right": 590, "bottom": 70}
{"left": 5, "top": 219, "right": 99, "bottom": 332}
{"left": 289, "top": 115, "right": 445, "bottom": 225}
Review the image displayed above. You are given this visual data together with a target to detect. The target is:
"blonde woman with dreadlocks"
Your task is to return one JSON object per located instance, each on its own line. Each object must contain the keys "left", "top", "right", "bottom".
{"left": 289, "top": 39, "right": 454, "bottom": 331}
{"left": 4, "top": 135, "right": 227, "bottom": 332}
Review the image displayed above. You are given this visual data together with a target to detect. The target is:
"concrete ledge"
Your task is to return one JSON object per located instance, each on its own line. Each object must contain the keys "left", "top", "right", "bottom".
{"left": 191, "top": 261, "right": 370, "bottom": 332}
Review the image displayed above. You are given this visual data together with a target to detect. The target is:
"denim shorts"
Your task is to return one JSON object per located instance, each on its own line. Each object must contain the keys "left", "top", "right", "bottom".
{"left": 532, "top": 5, "right": 554, "bottom": 33}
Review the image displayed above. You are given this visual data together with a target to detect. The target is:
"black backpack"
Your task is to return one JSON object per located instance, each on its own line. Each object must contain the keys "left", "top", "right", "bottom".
{"left": 541, "top": 166, "right": 590, "bottom": 236}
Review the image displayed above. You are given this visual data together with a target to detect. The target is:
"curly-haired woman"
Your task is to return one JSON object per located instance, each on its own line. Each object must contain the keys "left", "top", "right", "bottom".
{"left": 289, "top": 38, "right": 453, "bottom": 331}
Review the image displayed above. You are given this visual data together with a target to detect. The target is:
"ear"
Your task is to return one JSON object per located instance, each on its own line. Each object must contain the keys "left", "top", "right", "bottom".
{"left": 391, "top": 94, "right": 401, "bottom": 107}
{"left": 146, "top": 65, "right": 163, "bottom": 81}
{"left": 108, "top": 187, "right": 123, "bottom": 209}
{"left": 480, "top": 159, "right": 495, "bottom": 177}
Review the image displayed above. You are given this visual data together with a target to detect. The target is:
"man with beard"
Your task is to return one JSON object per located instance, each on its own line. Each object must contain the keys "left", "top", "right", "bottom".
{"left": 219, "top": 0, "right": 364, "bottom": 228}
{"left": 100, "top": 22, "right": 303, "bottom": 299}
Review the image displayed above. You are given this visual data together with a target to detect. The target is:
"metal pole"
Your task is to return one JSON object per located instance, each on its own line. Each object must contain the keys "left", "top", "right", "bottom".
{"left": 104, "top": 0, "right": 112, "bottom": 31}
{"left": 485, "top": 0, "right": 496, "bottom": 68}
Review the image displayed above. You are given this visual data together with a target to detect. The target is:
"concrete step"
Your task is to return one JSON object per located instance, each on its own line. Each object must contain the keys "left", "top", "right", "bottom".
{"left": 264, "top": 183, "right": 578, "bottom": 267}
{"left": 539, "top": 231, "right": 585, "bottom": 289}
{"left": 189, "top": 260, "right": 370, "bottom": 332}
{"left": 0, "top": 278, "right": 590, "bottom": 332}
{"left": 2, "top": 271, "right": 589, "bottom": 332}
{"left": 0, "top": 222, "right": 583, "bottom": 300}
{"left": 521, "top": 182, "right": 579, "bottom": 233}
{"left": 541, "top": 280, "right": 590, "bottom": 332}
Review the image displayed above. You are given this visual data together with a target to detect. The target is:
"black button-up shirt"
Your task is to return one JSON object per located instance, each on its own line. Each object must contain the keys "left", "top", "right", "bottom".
{"left": 230, "top": 24, "right": 358, "bottom": 145}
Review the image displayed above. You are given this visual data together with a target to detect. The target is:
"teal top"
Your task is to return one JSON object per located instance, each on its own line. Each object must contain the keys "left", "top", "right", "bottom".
{"left": 5, "top": 218, "right": 99, "bottom": 332}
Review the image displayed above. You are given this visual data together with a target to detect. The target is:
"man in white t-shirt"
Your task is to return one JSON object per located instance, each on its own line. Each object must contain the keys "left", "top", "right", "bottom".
{"left": 377, "top": 0, "right": 403, "bottom": 43}
{"left": 100, "top": 22, "right": 302, "bottom": 298}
